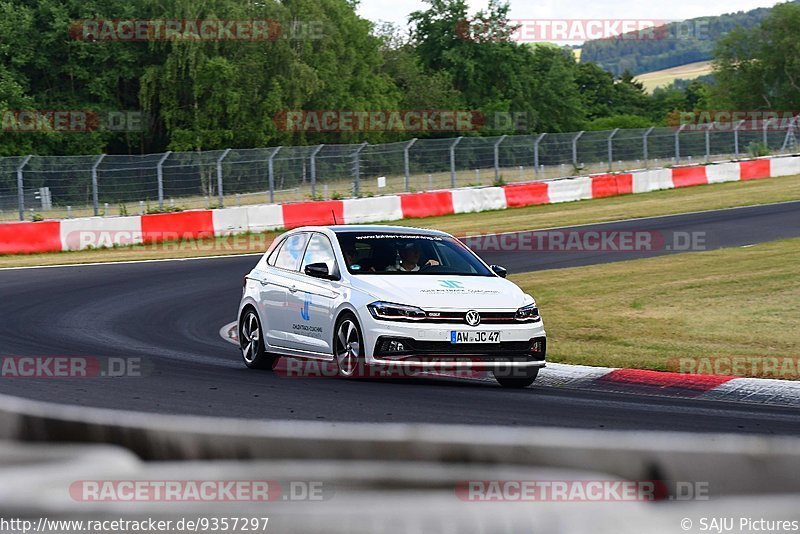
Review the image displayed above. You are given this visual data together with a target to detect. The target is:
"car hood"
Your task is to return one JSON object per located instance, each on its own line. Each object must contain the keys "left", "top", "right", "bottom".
{"left": 351, "top": 275, "right": 532, "bottom": 310}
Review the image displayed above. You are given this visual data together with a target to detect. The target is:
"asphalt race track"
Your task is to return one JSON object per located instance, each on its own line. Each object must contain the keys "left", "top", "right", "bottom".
{"left": 1, "top": 201, "right": 799, "bottom": 434}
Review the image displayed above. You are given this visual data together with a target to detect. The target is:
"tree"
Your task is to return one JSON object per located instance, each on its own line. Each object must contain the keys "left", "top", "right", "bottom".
{"left": 408, "top": 0, "right": 584, "bottom": 133}
{"left": 576, "top": 62, "right": 616, "bottom": 121}
{"left": 713, "top": 2, "right": 800, "bottom": 110}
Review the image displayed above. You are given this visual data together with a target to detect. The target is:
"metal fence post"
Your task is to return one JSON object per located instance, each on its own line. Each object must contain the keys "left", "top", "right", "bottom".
{"left": 156, "top": 151, "right": 171, "bottom": 210}
{"left": 450, "top": 136, "right": 463, "bottom": 188}
{"left": 642, "top": 127, "right": 654, "bottom": 168}
{"left": 16, "top": 155, "right": 32, "bottom": 221}
{"left": 571, "top": 131, "right": 584, "bottom": 168}
{"left": 763, "top": 119, "right": 772, "bottom": 149}
{"left": 91, "top": 154, "right": 105, "bottom": 216}
{"left": 734, "top": 120, "right": 745, "bottom": 157}
{"left": 352, "top": 142, "right": 368, "bottom": 197}
{"left": 493, "top": 135, "right": 507, "bottom": 183}
{"left": 268, "top": 147, "right": 281, "bottom": 203}
{"left": 674, "top": 125, "right": 686, "bottom": 164}
{"left": 309, "top": 144, "right": 324, "bottom": 198}
{"left": 704, "top": 124, "right": 711, "bottom": 163}
{"left": 216, "top": 148, "right": 231, "bottom": 208}
{"left": 781, "top": 116, "right": 799, "bottom": 152}
{"left": 404, "top": 138, "right": 417, "bottom": 192}
{"left": 534, "top": 133, "right": 546, "bottom": 176}
{"left": 607, "top": 128, "right": 619, "bottom": 171}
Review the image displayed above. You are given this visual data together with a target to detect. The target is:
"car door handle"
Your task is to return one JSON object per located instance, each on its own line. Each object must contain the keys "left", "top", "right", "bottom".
{"left": 288, "top": 285, "right": 298, "bottom": 293}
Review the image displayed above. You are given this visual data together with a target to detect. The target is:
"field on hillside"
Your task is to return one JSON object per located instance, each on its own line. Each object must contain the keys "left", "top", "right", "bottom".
{"left": 634, "top": 61, "right": 713, "bottom": 93}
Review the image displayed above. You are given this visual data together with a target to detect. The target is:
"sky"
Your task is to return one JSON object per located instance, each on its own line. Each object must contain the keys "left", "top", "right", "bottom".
{"left": 357, "top": 0, "right": 786, "bottom": 36}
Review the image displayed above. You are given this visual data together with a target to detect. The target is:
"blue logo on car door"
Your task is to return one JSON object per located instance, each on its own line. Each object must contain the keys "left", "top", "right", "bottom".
{"left": 300, "top": 293, "right": 311, "bottom": 321}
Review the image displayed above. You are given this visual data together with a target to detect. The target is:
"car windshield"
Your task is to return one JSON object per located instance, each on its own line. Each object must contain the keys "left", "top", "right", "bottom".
{"left": 336, "top": 231, "right": 493, "bottom": 276}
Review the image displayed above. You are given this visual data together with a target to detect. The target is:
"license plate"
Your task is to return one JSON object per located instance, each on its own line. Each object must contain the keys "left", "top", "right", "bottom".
{"left": 450, "top": 331, "right": 501, "bottom": 344}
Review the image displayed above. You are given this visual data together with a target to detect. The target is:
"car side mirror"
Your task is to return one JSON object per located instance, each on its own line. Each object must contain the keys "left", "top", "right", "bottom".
{"left": 305, "top": 262, "right": 335, "bottom": 280}
{"left": 491, "top": 265, "right": 508, "bottom": 278}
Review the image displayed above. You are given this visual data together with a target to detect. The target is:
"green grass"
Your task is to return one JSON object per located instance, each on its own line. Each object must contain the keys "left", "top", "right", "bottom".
{"left": 1, "top": 172, "right": 799, "bottom": 269}
{"left": 512, "top": 238, "right": 800, "bottom": 376}
{"left": 391, "top": 172, "right": 800, "bottom": 235}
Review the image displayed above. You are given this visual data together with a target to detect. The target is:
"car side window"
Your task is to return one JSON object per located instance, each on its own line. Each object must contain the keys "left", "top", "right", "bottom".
{"left": 301, "top": 233, "right": 338, "bottom": 275}
{"left": 273, "top": 233, "right": 310, "bottom": 271}
{"left": 266, "top": 238, "right": 285, "bottom": 267}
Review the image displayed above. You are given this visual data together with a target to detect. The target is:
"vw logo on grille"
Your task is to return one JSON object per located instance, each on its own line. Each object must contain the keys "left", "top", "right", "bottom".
{"left": 465, "top": 310, "right": 481, "bottom": 326}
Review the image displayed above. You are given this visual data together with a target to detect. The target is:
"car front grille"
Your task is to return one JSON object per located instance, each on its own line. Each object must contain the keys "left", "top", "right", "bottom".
{"left": 419, "top": 310, "right": 540, "bottom": 325}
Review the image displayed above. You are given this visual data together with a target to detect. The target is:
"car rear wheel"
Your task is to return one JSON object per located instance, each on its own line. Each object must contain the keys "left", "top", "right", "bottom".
{"left": 240, "top": 309, "right": 278, "bottom": 370}
{"left": 334, "top": 314, "right": 365, "bottom": 378}
{"left": 493, "top": 366, "right": 539, "bottom": 388}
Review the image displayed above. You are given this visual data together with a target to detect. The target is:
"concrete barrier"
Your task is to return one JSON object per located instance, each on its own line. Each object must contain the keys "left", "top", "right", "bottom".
{"left": 343, "top": 196, "right": 403, "bottom": 224}
{"left": 212, "top": 207, "right": 249, "bottom": 236}
{"left": 245, "top": 204, "right": 284, "bottom": 233}
{"left": 706, "top": 162, "right": 741, "bottom": 184}
{"left": 631, "top": 168, "right": 674, "bottom": 193}
{"left": 451, "top": 187, "right": 507, "bottom": 213}
{"left": 59, "top": 215, "right": 143, "bottom": 251}
{"left": 546, "top": 177, "right": 592, "bottom": 203}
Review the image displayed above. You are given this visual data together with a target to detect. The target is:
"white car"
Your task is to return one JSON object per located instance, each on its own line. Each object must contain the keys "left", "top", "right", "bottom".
{"left": 237, "top": 225, "right": 546, "bottom": 388}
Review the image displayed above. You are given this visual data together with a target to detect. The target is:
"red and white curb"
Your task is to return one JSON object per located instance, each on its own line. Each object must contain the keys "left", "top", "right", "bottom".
{"left": 2, "top": 154, "right": 798, "bottom": 255}
{"left": 219, "top": 321, "right": 800, "bottom": 406}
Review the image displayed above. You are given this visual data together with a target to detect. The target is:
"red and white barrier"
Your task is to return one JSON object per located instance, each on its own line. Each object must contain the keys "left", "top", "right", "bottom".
{"left": 343, "top": 196, "right": 403, "bottom": 224}
{"left": 546, "top": 176, "right": 593, "bottom": 203}
{"left": 770, "top": 156, "right": 800, "bottom": 177}
{"left": 1, "top": 155, "right": 797, "bottom": 255}
{"left": 631, "top": 168, "right": 673, "bottom": 193}
{"left": 0, "top": 221, "right": 62, "bottom": 254}
{"left": 705, "top": 162, "right": 741, "bottom": 184}
{"left": 60, "top": 215, "right": 142, "bottom": 251}
{"left": 451, "top": 187, "right": 507, "bottom": 213}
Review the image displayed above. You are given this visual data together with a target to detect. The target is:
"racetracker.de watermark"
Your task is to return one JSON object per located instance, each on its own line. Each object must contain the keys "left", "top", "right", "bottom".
{"left": 274, "top": 359, "right": 487, "bottom": 379}
{"left": 63, "top": 231, "right": 274, "bottom": 252}
{"left": 669, "top": 110, "right": 800, "bottom": 131}
{"left": 69, "top": 480, "right": 331, "bottom": 502}
{"left": 273, "top": 110, "right": 528, "bottom": 133}
{"left": 69, "top": 19, "right": 324, "bottom": 41}
{"left": 456, "top": 480, "right": 709, "bottom": 501}
{"left": 0, "top": 356, "right": 146, "bottom": 378}
{"left": 274, "top": 110, "right": 479, "bottom": 133}
{"left": 1, "top": 110, "right": 147, "bottom": 133}
{"left": 668, "top": 357, "right": 800, "bottom": 379}
{"left": 455, "top": 18, "right": 711, "bottom": 42}
{"left": 460, "top": 230, "right": 707, "bottom": 253}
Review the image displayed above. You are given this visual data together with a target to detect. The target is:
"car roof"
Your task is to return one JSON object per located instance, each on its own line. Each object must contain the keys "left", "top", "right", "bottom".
{"left": 291, "top": 225, "right": 451, "bottom": 237}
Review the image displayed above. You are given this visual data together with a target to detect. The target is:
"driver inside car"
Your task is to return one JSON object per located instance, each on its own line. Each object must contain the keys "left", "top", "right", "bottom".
{"left": 387, "top": 242, "right": 440, "bottom": 272}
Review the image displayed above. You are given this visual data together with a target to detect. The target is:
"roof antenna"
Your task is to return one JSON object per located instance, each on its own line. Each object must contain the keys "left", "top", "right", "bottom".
{"left": 332, "top": 209, "right": 338, "bottom": 225}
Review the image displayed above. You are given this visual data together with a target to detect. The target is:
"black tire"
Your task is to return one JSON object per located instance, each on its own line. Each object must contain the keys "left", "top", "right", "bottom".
{"left": 239, "top": 308, "right": 278, "bottom": 370}
{"left": 333, "top": 313, "right": 366, "bottom": 378}
{"left": 493, "top": 366, "right": 539, "bottom": 388}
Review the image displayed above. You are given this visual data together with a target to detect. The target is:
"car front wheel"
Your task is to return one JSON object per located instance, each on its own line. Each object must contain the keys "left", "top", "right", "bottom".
{"left": 334, "top": 314, "right": 365, "bottom": 378}
{"left": 240, "top": 309, "right": 278, "bottom": 370}
{"left": 493, "top": 366, "right": 539, "bottom": 388}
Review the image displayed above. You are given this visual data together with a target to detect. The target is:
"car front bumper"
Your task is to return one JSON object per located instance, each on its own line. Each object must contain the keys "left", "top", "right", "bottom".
{"left": 361, "top": 312, "right": 547, "bottom": 369}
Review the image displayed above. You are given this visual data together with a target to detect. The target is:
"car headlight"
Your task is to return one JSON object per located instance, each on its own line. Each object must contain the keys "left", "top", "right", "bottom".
{"left": 515, "top": 302, "right": 541, "bottom": 322}
{"left": 367, "top": 301, "right": 427, "bottom": 321}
